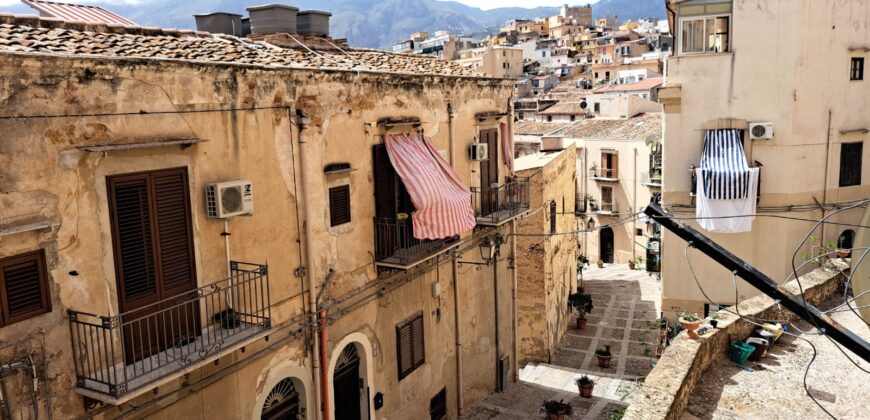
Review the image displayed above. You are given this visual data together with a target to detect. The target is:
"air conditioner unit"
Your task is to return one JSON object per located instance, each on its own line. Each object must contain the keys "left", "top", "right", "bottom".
{"left": 468, "top": 143, "right": 489, "bottom": 161}
{"left": 749, "top": 122, "right": 774, "bottom": 140}
{"left": 206, "top": 180, "right": 254, "bottom": 219}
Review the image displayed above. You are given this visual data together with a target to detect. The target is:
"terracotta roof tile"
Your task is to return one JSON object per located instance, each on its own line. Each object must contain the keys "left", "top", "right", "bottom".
{"left": 549, "top": 113, "right": 662, "bottom": 140}
{"left": 537, "top": 102, "right": 587, "bottom": 115}
{"left": 0, "top": 18, "right": 483, "bottom": 78}
{"left": 592, "top": 77, "right": 663, "bottom": 93}
{"left": 514, "top": 121, "right": 574, "bottom": 136}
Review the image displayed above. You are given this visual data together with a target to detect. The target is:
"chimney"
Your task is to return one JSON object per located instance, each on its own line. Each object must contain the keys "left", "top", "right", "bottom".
{"left": 193, "top": 12, "right": 243, "bottom": 36}
{"left": 296, "top": 10, "right": 331, "bottom": 37}
{"left": 246, "top": 4, "right": 299, "bottom": 35}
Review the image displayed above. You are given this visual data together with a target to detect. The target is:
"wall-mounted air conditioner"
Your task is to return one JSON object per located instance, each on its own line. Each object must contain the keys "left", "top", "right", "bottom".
{"left": 206, "top": 180, "right": 254, "bottom": 219}
{"left": 749, "top": 122, "right": 774, "bottom": 140}
{"left": 468, "top": 143, "right": 489, "bottom": 161}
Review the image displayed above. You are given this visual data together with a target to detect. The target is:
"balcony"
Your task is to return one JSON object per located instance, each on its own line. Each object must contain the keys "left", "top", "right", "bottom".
{"left": 68, "top": 262, "right": 271, "bottom": 405}
{"left": 374, "top": 217, "right": 457, "bottom": 269}
{"left": 590, "top": 167, "right": 618, "bottom": 182}
{"left": 471, "top": 179, "right": 531, "bottom": 226}
{"left": 596, "top": 201, "right": 620, "bottom": 216}
{"left": 575, "top": 193, "right": 592, "bottom": 215}
{"left": 641, "top": 169, "right": 662, "bottom": 187}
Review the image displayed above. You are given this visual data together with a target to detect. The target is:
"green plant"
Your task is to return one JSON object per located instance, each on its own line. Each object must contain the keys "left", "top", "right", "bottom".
{"left": 595, "top": 344, "right": 612, "bottom": 357}
{"left": 541, "top": 399, "right": 573, "bottom": 415}
{"left": 708, "top": 312, "right": 720, "bottom": 320}
{"left": 576, "top": 375, "right": 594, "bottom": 386}
{"left": 610, "top": 406, "right": 627, "bottom": 420}
{"left": 800, "top": 234, "right": 838, "bottom": 266}
{"left": 569, "top": 293, "right": 593, "bottom": 319}
{"left": 679, "top": 312, "right": 700, "bottom": 322}
{"left": 668, "top": 323, "right": 684, "bottom": 340}
{"left": 642, "top": 344, "right": 652, "bottom": 357}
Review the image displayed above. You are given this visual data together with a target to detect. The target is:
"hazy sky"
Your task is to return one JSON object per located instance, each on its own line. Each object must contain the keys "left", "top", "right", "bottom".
{"left": 440, "top": 0, "right": 586, "bottom": 9}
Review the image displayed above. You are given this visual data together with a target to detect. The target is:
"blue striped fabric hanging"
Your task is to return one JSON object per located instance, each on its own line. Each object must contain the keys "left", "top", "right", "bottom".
{"left": 700, "top": 129, "right": 750, "bottom": 199}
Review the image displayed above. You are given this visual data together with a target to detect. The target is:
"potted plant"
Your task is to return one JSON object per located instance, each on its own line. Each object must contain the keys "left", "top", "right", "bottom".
{"left": 569, "top": 292, "right": 593, "bottom": 329}
{"left": 628, "top": 259, "right": 636, "bottom": 270}
{"left": 576, "top": 375, "right": 595, "bottom": 398}
{"left": 635, "top": 256, "right": 645, "bottom": 270}
{"left": 679, "top": 312, "right": 702, "bottom": 339}
{"left": 596, "top": 259, "right": 604, "bottom": 268}
{"left": 595, "top": 344, "right": 612, "bottom": 368}
{"left": 541, "top": 399, "right": 573, "bottom": 420}
{"left": 836, "top": 235, "right": 850, "bottom": 258}
{"left": 587, "top": 195, "right": 598, "bottom": 211}
{"left": 707, "top": 312, "right": 720, "bottom": 328}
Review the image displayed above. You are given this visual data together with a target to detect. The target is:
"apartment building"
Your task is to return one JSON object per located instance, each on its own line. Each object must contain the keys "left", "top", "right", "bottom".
{"left": 456, "top": 45, "right": 524, "bottom": 78}
{"left": 514, "top": 144, "right": 578, "bottom": 365}
{"left": 658, "top": 0, "right": 870, "bottom": 316}
{"left": 0, "top": 11, "right": 528, "bottom": 420}
{"left": 560, "top": 4, "right": 593, "bottom": 27}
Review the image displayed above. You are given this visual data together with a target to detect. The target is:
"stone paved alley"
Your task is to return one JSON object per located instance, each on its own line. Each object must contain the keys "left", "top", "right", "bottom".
{"left": 463, "top": 264, "right": 662, "bottom": 419}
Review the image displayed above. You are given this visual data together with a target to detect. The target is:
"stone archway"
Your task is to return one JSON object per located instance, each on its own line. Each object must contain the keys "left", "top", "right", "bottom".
{"left": 252, "top": 364, "right": 313, "bottom": 420}
{"left": 327, "top": 332, "right": 375, "bottom": 420}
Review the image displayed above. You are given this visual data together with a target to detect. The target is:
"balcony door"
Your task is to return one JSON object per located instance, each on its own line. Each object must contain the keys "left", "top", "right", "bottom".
{"left": 600, "top": 227, "right": 614, "bottom": 264}
{"left": 373, "top": 144, "right": 416, "bottom": 259}
{"left": 107, "top": 167, "right": 199, "bottom": 364}
{"left": 479, "top": 128, "right": 499, "bottom": 216}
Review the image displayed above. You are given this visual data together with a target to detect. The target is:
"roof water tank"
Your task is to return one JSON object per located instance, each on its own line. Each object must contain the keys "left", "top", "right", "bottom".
{"left": 297, "top": 10, "right": 331, "bottom": 37}
{"left": 193, "top": 12, "right": 243, "bottom": 36}
{"left": 246, "top": 4, "right": 299, "bottom": 34}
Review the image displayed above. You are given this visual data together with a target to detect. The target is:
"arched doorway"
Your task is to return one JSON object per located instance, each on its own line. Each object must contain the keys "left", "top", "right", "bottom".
{"left": 600, "top": 227, "right": 614, "bottom": 263}
{"left": 261, "top": 378, "right": 301, "bottom": 420}
{"left": 333, "top": 344, "right": 363, "bottom": 420}
{"left": 839, "top": 229, "right": 856, "bottom": 256}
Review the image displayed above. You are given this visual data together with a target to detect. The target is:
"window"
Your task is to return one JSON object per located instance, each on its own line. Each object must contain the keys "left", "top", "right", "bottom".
{"left": 550, "top": 200, "right": 557, "bottom": 233}
{"left": 601, "top": 151, "right": 618, "bottom": 178}
{"left": 601, "top": 186, "right": 613, "bottom": 212}
{"left": 605, "top": 71, "right": 610, "bottom": 80}
{"left": 571, "top": 115, "right": 576, "bottom": 121}
{"left": 851, "top": 57, "right": 864, "bottom": 81}
{"left": 680, "top": 16, "right": 729, "bottom": 54}
{"left": 329, "top": 185, "right": 351, "bottom": 226}
{"left": 839, "top": 142, "right": 863, "bottom": 187}
{"left": 429, "top": 388, "right": 447, "bottom": 420}
{"left": 0, "top": 250, "right": 51, "bottom": 327}
{"left": 593, "top": 102, "right": 601, "bottom": 113}
{"left": 396, "top": 312, "right": 425, "bottom": 380}
{"left": 547, "top": 115, "right": 553, "bottom": 122}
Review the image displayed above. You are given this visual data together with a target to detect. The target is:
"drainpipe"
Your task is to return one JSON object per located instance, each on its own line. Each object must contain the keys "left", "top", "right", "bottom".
{"left": 632, "top": 148, "right": 638, "bottom": 261}
{"left": 510, "top": 220, "right": 519, "bottom": 381}
{"left": 493, "top": 238, "right": 500, "bottom": 392}
{"left": 319, "top": 309, "right": 329, "bottom": 420}
{"left": 448, "top": 103, "right": 455, "bottom": 165}
{"left": 296, "top": 110, "right": 325, "bottom": 420}
{"left": 452, "top": 257, "right": 464, "bottom": 415}
{"left": 821, "top": 109, "right": 832, "bottom": 242}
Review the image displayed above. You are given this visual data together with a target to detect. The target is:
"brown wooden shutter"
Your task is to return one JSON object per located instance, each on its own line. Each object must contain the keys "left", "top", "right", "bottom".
{"left": 110, "top": 176, "right": 158, "bottom": 303}
{"left": 396, "top": 311, "right": 425, "bottom": 380}
{"left": 0, "top": 249, "right": 51, "bottom": 326}
{"left": 373, "top": 144, "right": 397, "bottom": 219}
{"left": 611, "top": 153, "right": 618, "bottom": 178}
{"left": 329, "top": 185, "right": 352, "bottom": 227}
{"left": 397, "top": 322, "right": 413, "bottom": 378}
{"left": 411, "top": 313, "right": 425, "bottom": 367}
{"left": 152, "top": 170, "right": 196, "bottom": 292}
{"left": 839, "top": 142, "right": 863, "bottom": 187}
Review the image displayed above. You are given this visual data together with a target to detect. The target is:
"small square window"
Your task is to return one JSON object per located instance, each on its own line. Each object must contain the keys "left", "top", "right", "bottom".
{"left": 851, "top": 57, "right": 864, "bottom": 81}
{"left": 329, "top": 185, "right": 351, "bottom": 226}
{"left": 396, "top": 312, "right": 425, "bottom": 380}
{"left": 0, "top": 249, "right": 51, "bottom": 327}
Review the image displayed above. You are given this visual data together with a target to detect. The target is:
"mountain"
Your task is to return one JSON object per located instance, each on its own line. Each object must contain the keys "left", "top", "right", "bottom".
{"left": 1, "top": 0, "right": 665, "bottom": 49}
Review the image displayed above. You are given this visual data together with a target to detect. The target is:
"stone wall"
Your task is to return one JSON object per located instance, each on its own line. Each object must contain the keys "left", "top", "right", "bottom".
{"left": 625, "top": 262, "right": 847, "bottom": 420}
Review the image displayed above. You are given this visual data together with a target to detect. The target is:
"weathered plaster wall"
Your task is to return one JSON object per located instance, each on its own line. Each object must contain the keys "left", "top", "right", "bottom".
{"left": 516, "top": 147, "right": 577, "bottom": 365}
{"left": 660, "top": 0, "right": 870, "bottom": 317}
{"left": 0, "top": 51, "right": 514, "bottom": 420}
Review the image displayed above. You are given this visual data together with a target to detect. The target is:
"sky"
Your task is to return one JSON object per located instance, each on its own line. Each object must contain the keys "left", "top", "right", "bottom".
{"left": 439, "top": 0, "right": 594, "bottom": 9}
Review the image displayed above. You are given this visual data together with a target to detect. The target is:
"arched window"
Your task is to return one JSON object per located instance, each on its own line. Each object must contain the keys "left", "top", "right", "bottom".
{"left": 262, "top": 378, "right": 300, "bottom": 420}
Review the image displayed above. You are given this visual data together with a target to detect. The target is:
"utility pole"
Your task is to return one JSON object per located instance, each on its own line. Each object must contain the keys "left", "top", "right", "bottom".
{"left": 644, "top": 203, "right": 870, "bottom": 363}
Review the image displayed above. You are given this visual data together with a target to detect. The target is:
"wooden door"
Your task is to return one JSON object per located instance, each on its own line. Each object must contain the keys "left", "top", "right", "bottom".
{"left": 108, "top": 168, "right": 199, "bottom": 364}
{"left": 479, "top": 128, "right": 499, "bottom": 216}
{"left": 334, "top": 345, "right": 363, "bottom": 420}
{"left": 600, "top": 227, "right": 614, "bottom": 264}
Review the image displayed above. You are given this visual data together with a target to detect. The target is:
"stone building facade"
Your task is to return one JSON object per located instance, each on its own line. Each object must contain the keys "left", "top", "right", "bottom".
{"left": 0, "top": 16, "right": 526, "bottom": 420}
{"left": 514, "top": 146, "right": 578, "bottom": 365}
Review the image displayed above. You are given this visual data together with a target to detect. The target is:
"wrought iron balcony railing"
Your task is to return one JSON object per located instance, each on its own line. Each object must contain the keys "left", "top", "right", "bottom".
{"left": 471, "top": 178, "right": 531, "bottom": 226}
{"left": 596, "top": 201, "right": 620, "bottom": 215}
{"left": 590, "top": 167, "right": 618, "bottom": 181}
{"left": 374, "top": 217, "right": 456, "bottom": 269}
{"left": 575, "top": 193, "right": 592, "bottom": 215}
{"left": 68, "top": 262, "right": 270, "bottom": 403}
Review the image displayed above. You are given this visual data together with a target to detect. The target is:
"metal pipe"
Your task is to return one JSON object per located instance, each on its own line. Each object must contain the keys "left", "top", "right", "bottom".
{"left": 319, "top": 309, "right": 330, "bottom": 420}
{"left": 452, "top": 257, "right": 464, "bottom": 415}
{"left": 296, "top": 110, "right": 323, "bottom": 419}
{"left": 510, "top": 220, "right": 519, "bottom": 381}
{"left": 224, "top": 219, "right": 233, "bottom": 308}
{"left": 633, "top": 148, "right": 638, "bottom": 261}
{"left": 821, "top": 109, "right": 832, "bottom": 242}
{"left": 493, "top": 238, "right": 500, "bottom": 392}
{"left": 448, "top": 103, "right": 455, "bottom": 165}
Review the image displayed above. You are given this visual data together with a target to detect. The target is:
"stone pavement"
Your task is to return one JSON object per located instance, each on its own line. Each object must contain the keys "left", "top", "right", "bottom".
{"left": 462, "top": 264, "right": 662, "bottom": 419}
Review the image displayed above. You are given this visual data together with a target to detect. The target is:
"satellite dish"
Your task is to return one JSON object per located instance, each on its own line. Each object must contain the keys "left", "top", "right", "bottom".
{"left": 645, "top": 134, "right": 660, "bottom": 149}
{"left": 580, "top": 101, "right": 588, "bottom": 109}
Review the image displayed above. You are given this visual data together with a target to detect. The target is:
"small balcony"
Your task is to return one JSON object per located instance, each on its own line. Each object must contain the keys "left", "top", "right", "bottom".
{"left": 68, "top": 262, "right": 271, "bottom": 405}
{"left": 641, "top": 169, "right": 662, "bottom": 187}
{"left": 590, "top": 167, "right": 618, "bottom": 182}
{"left": 575, "top": 193, "right": 592, "bottom": 215}
{"left": 374, "top": 217, "right": 457, "bottom": 269}
{"left": 471, "top": 178, "right": 531, "bottom": 226}
{"left": 596, "top": 200, "right": 620, "bottom": 216}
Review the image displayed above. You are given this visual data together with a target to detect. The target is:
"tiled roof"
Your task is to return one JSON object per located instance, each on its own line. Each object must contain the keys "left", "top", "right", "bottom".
{"left": 513, "top": 121, "right": 573, "bottom": 136}
{"left": 550, "top": 113, "right": 662, "bottom": 140}
{"left": 537, "top": 102, "right": 587, "bottom": 115}
{"left": 593, "top": 77, "right": 663, "bottom": 93}
{"left": 0, "top": 16, "right": 483, "bottom": 78}
{"left": 23, "top": 0, "right": 136, "bottom": 26}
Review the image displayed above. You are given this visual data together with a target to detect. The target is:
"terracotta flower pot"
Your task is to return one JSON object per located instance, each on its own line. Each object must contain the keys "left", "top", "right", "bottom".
{"left": 628, "top": 262, "right": 636, "bottom": 270}
{"left": 680, "top": 318, "right": 702, "bottom": 339}
{"left": 545, "top": 414, "right": 566, "bottom": 420}
{"left": 597, "top": 262, "right": 604, "bottom": 268}
{"left": 579, "top": 383, "right": 594, "bottom": 398}
{"left": 577, "top": 318, "right": 588, "bottom": 330}
{"left": 837, "top": 249, "right": 850, "bottom": 258}
{"left": 596, "top": 355, "right": 612, "bottom": 368}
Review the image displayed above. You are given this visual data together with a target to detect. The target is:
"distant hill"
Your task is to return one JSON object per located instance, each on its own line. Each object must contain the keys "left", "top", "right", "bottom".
{"left": 1, "top": 0, "right": 666, "bottom": 49}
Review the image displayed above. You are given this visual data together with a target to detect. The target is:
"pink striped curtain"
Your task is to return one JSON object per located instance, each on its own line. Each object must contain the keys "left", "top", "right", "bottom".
{"left": 501, "top": 122, "right": 514, "bottom": 176}
{"left": 384, "top": 132, "right": 476, "bottom": 240}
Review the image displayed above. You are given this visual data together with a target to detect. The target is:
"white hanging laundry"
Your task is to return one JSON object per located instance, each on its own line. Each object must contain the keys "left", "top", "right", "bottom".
{"left": 696, "top": 167, "right": 759, "bottom": 233}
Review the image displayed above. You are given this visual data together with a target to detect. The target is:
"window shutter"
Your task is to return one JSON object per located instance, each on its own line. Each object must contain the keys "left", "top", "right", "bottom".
{"left": 397, "top": 312, "right": 425, "bottom": 380}
{"left": 329, "top": 185, "right": 352, "bottom": 227}
{"left": 0, "top": 250, "right": 50, "bottom": 326}
{"left": 397, "top": 323, "right": 413, "bottom": 378}
{"left": 152, "top": 170, "right": 195, "bottom": 291}
{"left": 412, "top": 314, "right": 425, "bottom": 366}
{"left": 611, "top": 153, "right": 619, "bottom": 178}
{"left": 373, "top": 144, "right": 397, "bottom": 218}
{"left": 839, "top": 142, "right": 863, "bottom": 187}
{"left": 111, "top": 177, "right": 158, "bottom": 301}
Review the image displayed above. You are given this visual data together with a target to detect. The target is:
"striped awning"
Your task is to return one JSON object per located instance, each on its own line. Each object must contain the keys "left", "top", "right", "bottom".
{"left": 385, "top": 132, "right": 476, "bottom": 240}
{"left": 699, "top": 129, "right": 750, "bottom": 199}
